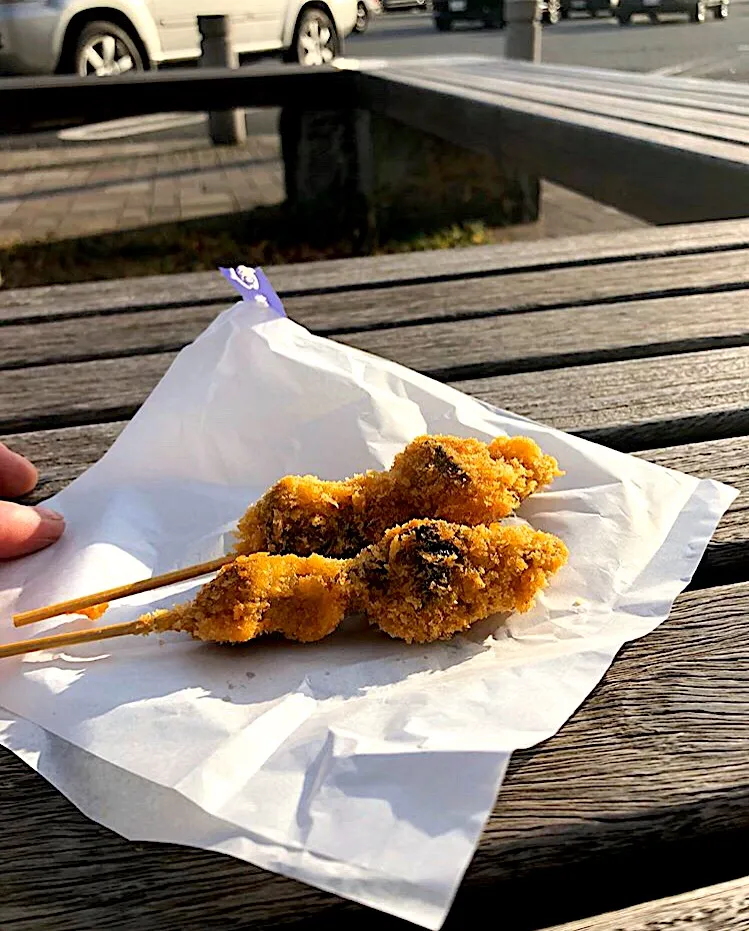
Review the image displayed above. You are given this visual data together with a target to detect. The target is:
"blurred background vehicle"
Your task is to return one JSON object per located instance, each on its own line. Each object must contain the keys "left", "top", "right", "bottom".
{"left": 0, "top": 0, "right": 357, "bottom": 75}
{"left": 561, "top": 0, "right": 618, "bottom": 16}
{"left": 615, "top": 0, "right": 726, "bottom": 21}
{"left": 431, "top": 0, "right": 561, "bottom": 29}
{"left": 432, "top": 0, "right": 504, "bottom": 30}
{"left": 355, "top": 0, "right": 384, "bottom": 33}
{"left": 383, "top": 0, "right": 432, "bottom": 9}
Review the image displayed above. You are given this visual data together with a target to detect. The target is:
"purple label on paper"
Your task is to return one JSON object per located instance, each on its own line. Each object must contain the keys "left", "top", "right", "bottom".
{"left": 220, "top": 265, "right": 286, "bottom": 317}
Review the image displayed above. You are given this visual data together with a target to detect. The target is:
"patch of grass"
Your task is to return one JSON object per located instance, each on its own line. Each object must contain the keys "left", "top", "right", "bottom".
{"left": 0, "top": 205, "right": 495, "bottom": 290}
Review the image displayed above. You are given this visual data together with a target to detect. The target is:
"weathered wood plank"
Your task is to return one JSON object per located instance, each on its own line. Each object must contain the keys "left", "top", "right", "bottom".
{"left": 1, "top": 218, "right": 748, "bottom": 323}
{"left": 358, "top": 70, "right": 749, "bottom": 224}
{"left": 456, "top": 345, "right": 749, "bottom": 451}
{"left": 1, "top": 581, "right": 748, "bottom": 930}
{"left": 0, "top": 65, "right": 355, "bottom": 135}
{"left": 7, "top": 284, "right": 749, "bottom": 374}
{"left": 406, "top": 66, "right": 749, "bottom": 144}
{"left": 338, "top": 290, "right": 749, "bottom": 380}
{"left": 3, "top": 339, "right": 749, "bottom": 448}
{"left": 1, "top": 425, "right": 744, "bottom": 587}
{"left": 538, "top": 876, "right": 749, "bottom": 931}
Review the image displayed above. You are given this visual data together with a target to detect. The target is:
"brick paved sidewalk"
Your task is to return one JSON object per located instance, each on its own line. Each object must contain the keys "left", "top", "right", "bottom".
{"left": 0, "top": 129, "right": 645, "bottom": 247}
{"left": 0, "top": 134, "right": 284, "bottom": 246}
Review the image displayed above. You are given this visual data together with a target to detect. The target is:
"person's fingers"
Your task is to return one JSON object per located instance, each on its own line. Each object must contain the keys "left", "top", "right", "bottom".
{"left": 0, "top": 443, "right": 38, "bottom": 498}
{"left": 0, "top": 502, "right": 65, "bottom": 560}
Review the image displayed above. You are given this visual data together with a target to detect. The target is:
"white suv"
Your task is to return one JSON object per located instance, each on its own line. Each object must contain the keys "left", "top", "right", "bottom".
{"left": 0, "top": 0, "right": 357, "bottom": 75}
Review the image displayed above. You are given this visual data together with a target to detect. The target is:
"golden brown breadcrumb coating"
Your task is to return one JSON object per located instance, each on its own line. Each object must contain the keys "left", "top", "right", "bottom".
{"left": 143, "top": 519, "right": 567, "bottom": 646}
{"left": 78, "top": 602, "right": 110, "bottom": 621}
{"left": 346, "top": 519, "right": 568, "bottom": 643}
{"left": 234, "top": 434, "right": 562, "bottom": 558}
{"left": 145, "top": 553, "right": 347, "bottom": 644}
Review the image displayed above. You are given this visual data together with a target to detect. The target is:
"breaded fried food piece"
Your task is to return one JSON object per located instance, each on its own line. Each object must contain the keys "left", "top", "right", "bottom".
{"left": 146, "top": 552, "right": 347, "bottom": 644}
{"left": 236, "top": 475, "right": 359, "bottom": 557}
{"left": 235, "top": 434, "right": 562, "bottom": 558}
{"left": 141, "top": 518, "right": 566, "bottom": 647}
{"left": 346, "top": 519, "right": 568, "bottom": 643}
{"left": 359, "top": 435, "right": 562, "bottom": 541}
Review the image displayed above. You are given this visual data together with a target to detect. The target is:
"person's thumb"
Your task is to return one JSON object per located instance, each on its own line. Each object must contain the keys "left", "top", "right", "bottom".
{"left": 0, "top": 501, "right": 65, "bottom": 560}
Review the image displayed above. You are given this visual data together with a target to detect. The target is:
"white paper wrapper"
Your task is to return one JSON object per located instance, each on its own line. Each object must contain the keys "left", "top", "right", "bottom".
{"left": 0, "top": 291, "right": 736, "bottom": 929}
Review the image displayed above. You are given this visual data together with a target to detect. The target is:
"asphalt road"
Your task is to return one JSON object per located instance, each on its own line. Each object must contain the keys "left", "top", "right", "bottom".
{"left": 350, "top": 4, "right": 749, "bottom": 75}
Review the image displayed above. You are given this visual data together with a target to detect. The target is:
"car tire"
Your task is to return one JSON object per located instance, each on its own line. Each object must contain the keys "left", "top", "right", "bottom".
{"left": 73, "top": 20, "right": 144, "bottom": 77}
{"left": 560, "top": 7, "right": 570, "bottom": 17}
{"left": 543, "top": 0, "right": 562, "bottom": 22}
{"left": 714, "top": 0, "right": 728, "bottom": 17}
{"left": 354, "top": 1, "right": 369, "bottom": 32}
{"left": 617, "top": 11, "right": 632, "bottom": 22}
{"left": 288, "top": 8, "right": 340, "bottom": 65}
{"left": 435, "top": 13, "right": 453, "bottom": 29}
{"left": 648, "top": 10, "right": 659, "bottom": 20}
{"left": 690, "top": 0, "right": 706, "bottom": 20}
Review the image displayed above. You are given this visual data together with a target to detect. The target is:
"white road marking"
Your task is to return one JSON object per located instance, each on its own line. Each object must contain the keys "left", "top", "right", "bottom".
{"left": 58, "top": 112, "right": 208, "bottom": 142}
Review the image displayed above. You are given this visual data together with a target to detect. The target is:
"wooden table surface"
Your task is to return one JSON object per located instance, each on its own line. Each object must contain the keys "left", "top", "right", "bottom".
{"left": 2, "top": 218, "right": 749, "bottom": 931}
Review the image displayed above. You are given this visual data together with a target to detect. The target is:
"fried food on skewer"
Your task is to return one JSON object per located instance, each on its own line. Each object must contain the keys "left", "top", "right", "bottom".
{"left": 145, "top": 553, "right": 348, "bottom": 644}
{"left": 347, "top": 519, "right": 569, "bottom": 643}
{"left": 142, "top": 519, "right": 567, "bottom": 647}
{"left": 235, "top": 434, "right": 562, "bottom": 559}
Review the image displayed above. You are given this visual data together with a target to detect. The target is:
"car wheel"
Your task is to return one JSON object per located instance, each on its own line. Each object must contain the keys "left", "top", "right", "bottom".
{"left": 648, "top": 10, "right": 659, "bottom": 20}
{"left": 543, "top": 0, "right": 562, "bottom": 22}
{"left": 73, "top": 21, "right": 144, "bottom": 77}
{"left": 690, "top": 0, "right": 706, "bottom": 20}
{"left": 292, "top": 8, "right": 340, "bottom": 65}
{"left": 354, "top": 1, "right": 369, "bottom": 32}
{"left": 560, "top": 7, "right": 570, "bottom": 17}
{"left": 714, "top": 0, "right": 728, "bottom": 17}
{"left": 434, "top": 13, "right": 452, "bottom": 29}
{"left": 617, "top": 11, "right": 632, "bottom": 22}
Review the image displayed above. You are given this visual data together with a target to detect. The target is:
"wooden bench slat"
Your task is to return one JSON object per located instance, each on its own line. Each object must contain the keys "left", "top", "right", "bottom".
{"left": 3, "top": 331, "right": 749, "bottom": 448}
{"left": 393, "top": 64, "right": 749, "bottom": 143}
{"left": 1, "top": 580, "right": 748, "bottom": 930}
{"left": 338, "top": 290, "right": 749, "bottom": 380}
{"left": 417, "top": 58, "right": 749, "bottom": 113}
{"left": 2, "top": 219, "right": 749, "bottom": 323}
{"left": 359, "top": 72, "right": 749, "bottom": 224}
{"left": 5, "top": 252, "right": 749, "bottom": 370}
{"left": 538, "top": 875, "right": 749, "bottom": 931}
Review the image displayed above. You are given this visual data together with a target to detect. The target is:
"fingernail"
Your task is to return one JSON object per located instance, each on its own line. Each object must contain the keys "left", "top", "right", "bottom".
{"left": 34, "top": 506, "right": 65, "bottom": 522}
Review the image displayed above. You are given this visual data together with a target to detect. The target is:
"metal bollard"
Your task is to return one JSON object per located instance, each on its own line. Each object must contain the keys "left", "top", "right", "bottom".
{"left": 197, "top": 14, "right": 247, "bottom": 146}
{"left": 504, "top": 0, "right": 541, "bottom": 62}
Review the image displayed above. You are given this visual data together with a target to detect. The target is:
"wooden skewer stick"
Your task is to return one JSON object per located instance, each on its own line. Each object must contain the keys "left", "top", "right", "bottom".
{"left": 0, "top": 619, "right": 153, "bottom": 660}
{"left": 12, "top": 555, "right": 233, "bottom": 628}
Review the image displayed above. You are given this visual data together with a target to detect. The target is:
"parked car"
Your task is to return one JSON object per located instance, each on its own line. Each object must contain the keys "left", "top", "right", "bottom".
{"left": 616, "top": 0, "right": 726, "bottom": 20}
{"left": 383, "top": 0, "right": 431, "bottom": 10}
{"left": 561, "top": 0, "right": 618, "bottom": 16}
{"left": 354, "top": 0, "right": 384, "bottom": 32}
{"left": 0, "top": 0, "right": 357, "bottom": 75}
{"left": 432, "top": 0, "right": 559, "bottom": 29}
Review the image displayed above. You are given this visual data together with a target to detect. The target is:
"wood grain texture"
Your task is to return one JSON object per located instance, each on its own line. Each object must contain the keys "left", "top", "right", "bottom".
{"left": 357, "top": 70, "right": 749, "bottom": 224}
{"left": 1, "top": 218, "right": 748, "bottom": 323}
{"left": 1, "top": 582, "right": 749, "bottom": 931}
{"left": 539, "top": 876, "right": 749, "bottom": 931}
{"left": 4, "top": 340, "right": 749, "bottom": 449}
{"left": 7, "top": 284, "right": 749, "bottom": 375}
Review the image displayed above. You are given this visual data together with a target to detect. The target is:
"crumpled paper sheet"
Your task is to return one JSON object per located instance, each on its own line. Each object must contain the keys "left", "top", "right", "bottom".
{"left": 0, "top": 291, "right": 737, "bottom": 929}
